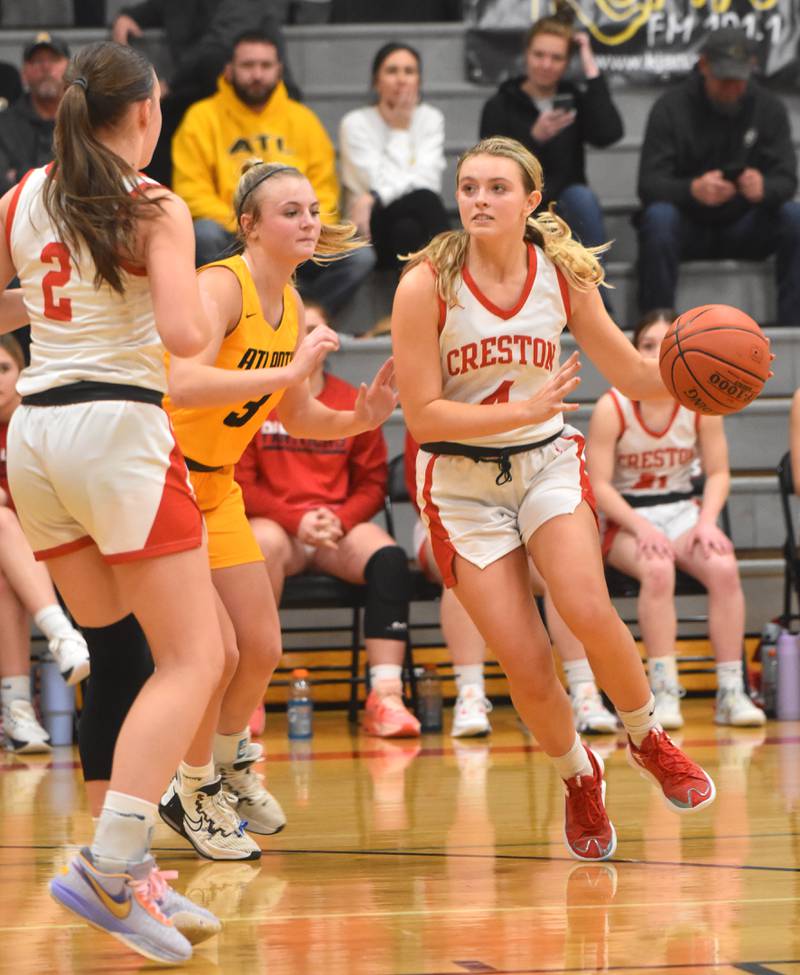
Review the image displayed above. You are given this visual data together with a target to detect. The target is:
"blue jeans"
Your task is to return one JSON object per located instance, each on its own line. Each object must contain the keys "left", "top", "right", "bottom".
{"left": 193, "top": 219, "right": 235, "bottom": 267}
{"left": 554, "top": 184, "right": 613, "bottom": 314}
{"left": 638, "top": 200, "right": 800, "bottom": 324}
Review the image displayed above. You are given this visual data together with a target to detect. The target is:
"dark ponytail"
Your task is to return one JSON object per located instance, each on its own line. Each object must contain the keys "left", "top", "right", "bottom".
{"left": 44, "top": 41, "right": 165, "bottom": 294}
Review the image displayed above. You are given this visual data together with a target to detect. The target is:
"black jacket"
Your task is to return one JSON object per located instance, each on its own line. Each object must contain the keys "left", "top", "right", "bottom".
{"left": 638, "top": 70, "right": 797, "bottom": 224}
{"left": 0, "top": 95, "right": 54, "bottom": 196}
{"left": 479, "top": 75, "right": 623, "bottom": 204}
{"left": 120, "top": 0, "right": 296, "bottom": 101}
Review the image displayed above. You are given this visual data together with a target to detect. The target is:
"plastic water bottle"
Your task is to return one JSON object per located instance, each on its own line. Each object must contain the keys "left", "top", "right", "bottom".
{"left": 776, "top": 630, "right": 800, "bottom": 721}
{"left": 38, "top": 659, "right": 75, "bottom": 746}
{"left": 416, "top": 664, "right": 442, "bottom": 732}
{"left": 287, "top": 668, "right": 313, "bottom": 740}
{"left": 760, "top": 621, "right": 781, "bottom": 718}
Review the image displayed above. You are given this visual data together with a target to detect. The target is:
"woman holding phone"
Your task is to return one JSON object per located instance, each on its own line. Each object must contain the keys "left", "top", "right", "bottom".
{"left": 478, "top": 0, "right": 622, "bottom": 296}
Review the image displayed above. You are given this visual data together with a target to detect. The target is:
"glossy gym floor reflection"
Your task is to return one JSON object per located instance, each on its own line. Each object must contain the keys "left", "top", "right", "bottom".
{"left": 2, "top": 701, "right": 799, "bottom": 974}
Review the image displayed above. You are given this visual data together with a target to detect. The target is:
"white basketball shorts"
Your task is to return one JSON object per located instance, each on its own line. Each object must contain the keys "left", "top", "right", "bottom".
{"left": 602, "top": 497, "right": 700, "bottom": 556}
{"left": 415, "top": 425, "right": 595, "bottom": 588}
{"left": 7, "top": 400, "right": 203, "bottom": 562}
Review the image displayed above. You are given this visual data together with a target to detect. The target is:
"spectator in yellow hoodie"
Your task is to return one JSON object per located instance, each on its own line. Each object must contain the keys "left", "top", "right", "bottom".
{"left": 173, "top": 29, "right": 375, "bottom": 315}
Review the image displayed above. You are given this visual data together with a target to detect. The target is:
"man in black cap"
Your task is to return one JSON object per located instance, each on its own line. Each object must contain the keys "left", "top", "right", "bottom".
{"left": 0, "top": 32, "right": 70, "bottom": 197}
{"left": 636, "top": 27, "right": 800, "bottom": 324}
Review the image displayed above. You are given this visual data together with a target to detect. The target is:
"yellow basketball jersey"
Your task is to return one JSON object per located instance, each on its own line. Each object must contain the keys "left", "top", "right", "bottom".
{"left": 166, "top": 254, "right": 299, "bottom": 468}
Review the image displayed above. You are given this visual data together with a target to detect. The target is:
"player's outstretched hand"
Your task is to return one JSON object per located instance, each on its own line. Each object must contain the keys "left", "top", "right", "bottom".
{"left": 354, "top": 357, "right": 399, "bottom": 429}
{"left": 522, "top": 352, "right": 581, "bottom": 425}
{"left": 289, "top": 325, "right": 340, "bottom": 384}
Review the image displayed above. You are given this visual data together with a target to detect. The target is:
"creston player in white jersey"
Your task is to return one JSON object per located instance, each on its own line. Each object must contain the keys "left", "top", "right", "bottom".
{"left": 4, "top": 165, "right": 202, "bottom": 562}
{"left": 417, "top": 242, "right": 595, "bottom": 588}
{"left": 438, "top": 240, "right": 570, "bottom": 448}
{"left": 7, "top": 165, "right": 165, "bottom": 396}
{"left": 601, "top": 388, "right": 701, "bottom": 555}
{"left": 607, "top": 388, "right": 699, "bottom": 499}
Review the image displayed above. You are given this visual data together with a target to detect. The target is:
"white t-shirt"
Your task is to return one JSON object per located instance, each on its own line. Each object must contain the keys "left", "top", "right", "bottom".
{"left": 338, "top": 102, "right": 446, "bottom": 212}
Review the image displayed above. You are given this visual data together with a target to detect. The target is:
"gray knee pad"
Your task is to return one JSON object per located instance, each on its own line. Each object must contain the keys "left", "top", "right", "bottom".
{"left": 363, "top": 545, "right": 411, "bottom": 640}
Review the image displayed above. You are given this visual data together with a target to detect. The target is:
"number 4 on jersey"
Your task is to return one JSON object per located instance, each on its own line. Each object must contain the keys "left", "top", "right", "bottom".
{"left": 480, "top": 380, "right": 514, "bottom": 405}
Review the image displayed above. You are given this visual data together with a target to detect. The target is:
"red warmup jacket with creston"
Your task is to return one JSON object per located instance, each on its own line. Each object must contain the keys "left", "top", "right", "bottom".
{"left": 235, "top": 372, "right": 388, "bottom": 536}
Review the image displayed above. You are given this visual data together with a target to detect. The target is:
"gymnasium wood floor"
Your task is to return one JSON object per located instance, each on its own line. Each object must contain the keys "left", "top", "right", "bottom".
{"left": 1, "top": 700, "right": 799, "bottom": 975}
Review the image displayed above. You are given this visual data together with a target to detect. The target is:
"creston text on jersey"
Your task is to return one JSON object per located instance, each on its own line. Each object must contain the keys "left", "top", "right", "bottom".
{"left": 446, "top": 334, "right": 557, "bottom": 376}
{"left": 618, "top": 447, "right": 696, "bottom": 470}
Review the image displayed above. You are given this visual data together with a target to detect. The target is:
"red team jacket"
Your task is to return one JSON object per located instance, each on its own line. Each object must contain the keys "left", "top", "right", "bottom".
{"left": 235, "top": 373, "right": 388, "bottom": 535}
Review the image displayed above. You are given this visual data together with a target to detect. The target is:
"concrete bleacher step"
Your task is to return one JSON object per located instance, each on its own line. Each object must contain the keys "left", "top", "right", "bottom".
{"left": 333, "top": 327, "right": 800, "bottom": 400}
{"left": 337, "top": 253, "right": 782, "bottom": 333}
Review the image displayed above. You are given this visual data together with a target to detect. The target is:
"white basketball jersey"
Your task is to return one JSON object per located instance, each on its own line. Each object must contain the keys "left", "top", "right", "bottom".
{"left": 438, "top": 242, "right": 569, "bottom": 447}
{"left": 8, "top": 166, "right": 166, "bottom": 396}
{"left": 608, "top": 388, "right": 699, "bottom": 497}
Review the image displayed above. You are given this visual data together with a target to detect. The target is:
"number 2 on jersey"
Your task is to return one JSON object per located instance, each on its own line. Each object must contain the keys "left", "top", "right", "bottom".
{"left": 41, "top": 242, "right": 72, "bottom": 322}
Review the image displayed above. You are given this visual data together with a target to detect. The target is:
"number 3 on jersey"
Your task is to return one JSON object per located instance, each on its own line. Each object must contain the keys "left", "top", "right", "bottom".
{"left": 41, "top": 242, "right": 72, "bottom": 322}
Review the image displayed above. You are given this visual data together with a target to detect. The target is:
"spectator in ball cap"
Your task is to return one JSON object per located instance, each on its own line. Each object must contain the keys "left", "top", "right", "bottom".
{"left": 699, "top": 26, "right": 756, "bottom": 81}
{"left": 636, "top": 26, "right": 800, "bottom": 325}
{"left": 22, "top": 32, "right": 70, "bottom": 63}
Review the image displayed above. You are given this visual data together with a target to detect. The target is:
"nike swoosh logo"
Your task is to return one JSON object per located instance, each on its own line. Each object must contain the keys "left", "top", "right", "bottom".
{"left": 80, "top": 863, "right": 132, "bottom": 920}
{"left": 245, "top": 312, "right": 257, "bottom": 318}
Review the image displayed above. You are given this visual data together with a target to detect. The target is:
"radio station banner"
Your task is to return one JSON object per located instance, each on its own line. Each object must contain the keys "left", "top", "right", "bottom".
{"left": 464, "top": 0, "right": 800, "bottom": 85}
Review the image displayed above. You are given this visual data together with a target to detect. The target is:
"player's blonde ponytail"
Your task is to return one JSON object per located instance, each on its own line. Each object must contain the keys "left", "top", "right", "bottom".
{"left": 233, "top": 159, "right": 366, "bottom": 264}
{"left": 403, "top": 136, "right": 609, "bottom": 309}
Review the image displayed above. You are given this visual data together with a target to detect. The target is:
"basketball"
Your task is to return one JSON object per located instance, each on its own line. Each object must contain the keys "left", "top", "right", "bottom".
{"left": 658, "top": 304, "right": 770, "bottom": 416}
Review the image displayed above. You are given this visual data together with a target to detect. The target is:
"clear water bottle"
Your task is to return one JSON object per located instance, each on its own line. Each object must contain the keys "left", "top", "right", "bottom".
{"left": 776, "top": 630, "right": 800, "bottom": 721}
{"left": 287, "top": 668, "right": 313, "bottom": 740}
{"left": 38, "top": 658, "right": 75, "bottom": 746}
{"left": 761, "top": 621, "right": 781, "bottom": 718}
{"left": 416, "top": 664, "right": 442, "bottom": 732}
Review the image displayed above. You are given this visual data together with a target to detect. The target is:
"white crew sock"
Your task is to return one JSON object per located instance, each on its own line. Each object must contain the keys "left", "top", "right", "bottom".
{"left": 370, "top": 664, "right": 403, "bottom": 690}
{"left": 453, "top": 664, "right": 484, "bottom": 694}
{"left": 178, "top": 759, "right": 216, "bottom": 791}
{"left": 91, "top": 790, "right": 156, "bottom": 870}
{"left": 1, "top": 675, "right": 31, "bottom": 717}
{"left": 618, "top": 693, "right": 658, "bottom": 747}
{"left": 551, "top": 732, "right": 593, "bottom": 781}
{"left": 716, "top": 659, "right": 744, "bottom": 693}
{"left": 213, "top": 728, "right": 250, "bottom": 766}
{"left": 562, "top": 657, "right": 597, "bottom": 695}
{"left": 648, "top": 655, "right": 679, "bottom": 690}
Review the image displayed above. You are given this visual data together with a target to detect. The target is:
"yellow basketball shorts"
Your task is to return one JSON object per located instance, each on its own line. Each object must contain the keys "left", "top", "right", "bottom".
{"left": 188, "top": 467, "right": 264, "bottom": 571}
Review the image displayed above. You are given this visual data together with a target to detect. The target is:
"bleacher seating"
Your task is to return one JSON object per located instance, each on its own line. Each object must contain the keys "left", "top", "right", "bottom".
{"left": 0, "top": 19, "right": 791, "bottom": 680}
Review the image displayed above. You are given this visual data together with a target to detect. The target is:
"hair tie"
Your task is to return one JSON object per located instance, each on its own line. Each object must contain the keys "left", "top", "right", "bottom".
{"left": 72, "top": 77, "right": 88, "bottom": 91}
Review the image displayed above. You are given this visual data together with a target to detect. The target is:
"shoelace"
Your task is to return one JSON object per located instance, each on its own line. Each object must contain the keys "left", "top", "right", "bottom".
{"left": 643, "top": 731, "right": 700, "bottom": 777}
{"left": 567, "top": 775, "right": 607, "bottom": 830}
{"left": 131, "top": 867, "right": 177, "bottom": 923}
{"left": 223, "top": 764, "right": 268, "bottom": 807}
{"left": 199, "top": 788, "right": 248, "bottom": 835}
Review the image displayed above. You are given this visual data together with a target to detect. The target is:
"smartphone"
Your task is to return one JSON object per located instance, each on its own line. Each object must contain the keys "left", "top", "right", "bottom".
{"left": 552, "top": 92, "right": 576, "bottom": 113}
{"left": 722, "top": 165, "right": 744, "bottom": 183}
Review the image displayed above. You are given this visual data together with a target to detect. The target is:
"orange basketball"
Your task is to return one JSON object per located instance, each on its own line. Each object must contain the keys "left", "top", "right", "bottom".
{"left": 658, "top": 305, "right": 770, "bottom": 416}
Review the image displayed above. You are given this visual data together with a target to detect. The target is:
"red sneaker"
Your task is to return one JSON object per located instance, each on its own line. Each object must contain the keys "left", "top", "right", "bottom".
{"left": 363, "top": 685, "right": 421, "bottom": 739}
{"left": 563, "top": 747, "right": 617, "bottom": 862}
{"left": 627, "top": 728, "right": 716, "bottom": 813}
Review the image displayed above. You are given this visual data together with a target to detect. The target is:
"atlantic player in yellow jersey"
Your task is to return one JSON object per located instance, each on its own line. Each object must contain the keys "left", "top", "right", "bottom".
{"left": 160, "top": 160, "right": 397, "bottom": 859}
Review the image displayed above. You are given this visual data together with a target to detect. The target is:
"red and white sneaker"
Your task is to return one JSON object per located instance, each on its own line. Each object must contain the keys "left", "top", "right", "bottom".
{"left": 363, "top": 684, "right": 421, "bottom": 739}
{"left": 563, "top": 747, "right": 617, "bottom": 862}
{"left": 627, "top": 728, "right": 716, "bottom": 813}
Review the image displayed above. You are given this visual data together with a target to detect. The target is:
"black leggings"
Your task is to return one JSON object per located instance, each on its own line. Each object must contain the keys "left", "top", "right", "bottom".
{"left": 369, "top": 188, "right": 450, "bottom": 269}
{"left": 78, "top": 615, "right": 154, "bottom": 782}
